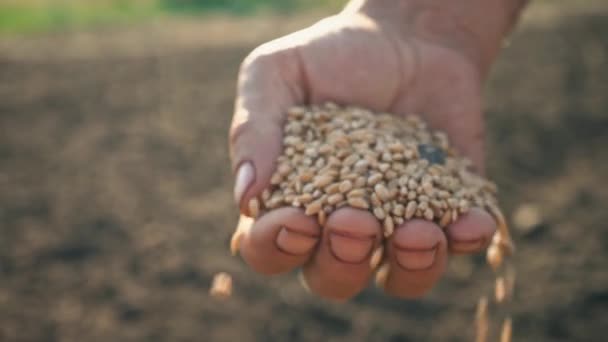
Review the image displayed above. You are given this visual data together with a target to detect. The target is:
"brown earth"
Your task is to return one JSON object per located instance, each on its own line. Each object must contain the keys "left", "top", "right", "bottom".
{"left": 0, "top": 2, "right": 607, "bottom": 341}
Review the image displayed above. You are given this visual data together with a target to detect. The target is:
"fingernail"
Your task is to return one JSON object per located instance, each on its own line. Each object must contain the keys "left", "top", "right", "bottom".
{"left": 234, "top": 162, "right": 255, "bottom": 206}
{"left": 395, "top": 245, "right": 438, "bottom": 271}
{"left": 329, "top": 232, "right": 375, "bottom": 264}
{"left": 276, "top": 227, "right": 318, "bottom": 256}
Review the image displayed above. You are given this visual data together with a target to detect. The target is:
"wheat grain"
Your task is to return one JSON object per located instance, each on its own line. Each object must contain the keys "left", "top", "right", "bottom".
{"left": 210, "top": 272, "right": 232, "bottom": 299}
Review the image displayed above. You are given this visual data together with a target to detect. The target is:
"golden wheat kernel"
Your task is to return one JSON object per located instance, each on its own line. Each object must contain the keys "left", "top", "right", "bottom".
{"left": 302, "top": 157, "right": 314, "bottom": 166}
{"left": 304, "top": 146, "right": 317, "bottom": 157}
{"left": 210, "top": 272, "right": 233, "bottom": 299}
{"left": 285, "top": 194, "right": 296, "bottom": 203}
{"left": 385, "top": 170, "right": 398, "bottom": 180}
{"left": 285, "top": 147, "right": 296, "bottom": 156}
{"left": 394, "top": 216, "right": 404, "bottom": 225}
{"left": 288, "top": 106, "right": 306, "bottom": 118}
{"left": 373, "top": 207, "right": 386, "bottom": 220}
{"left": 312, "top": 189, "right": 323, "bottom": 199}
{"left": 378, "top": 163, "right": 391, "bottom": 173}
{"left": 458, "top": 199, "right": 470, "bottom": 211}
{"left": 338, "top": 180, "right": 353, "bottom": 193}
{"left": 327, "top": 155, "right": 341, "bottom": 167}
{"left": 374, "top": 184, "right": 391, "bottom": 202}
{"left": 350, "top": 129, "right": 367, "bottom": 140}
{"left": 294, "top": 180, "right": 302, "bottom": 193}
{"left": 380, "top": 151, "right": 392, "bottom": 162}
{"left": 364, "top": 153, "right": 378, "bottom": 165}
{"left": 429, "top": 199, "right": 442, "bottom": 209}
{"left": 370, "top": 193, "right": 382, "bottom": 207}
{"left": 318, "top": 144, "right": 333, "bottom": 155}
{"left": 387, "top": 177, "right": 398, "bottom": 188}
{"left": 325, "top": 168, "right": 340, "bottom": 178}
{"left": 439, "top": 210, "right": 452, "bottom": 227}
{"left": 317, "top": 210, "right": 327, "bottom": 226}
{"left": 406, "top": 191, "right": 416, "bottom": 200}
{"left": 422, "top": 182, "right": 433, "bottom": 195}
{"left": 340, "top": 173, "right": 356, "bottom": 182}
{"left": 380, "top": 201, "right": 390, "bottom": 212}
{"left": 297, "top": 193, "right": 312, "bottom": 204}
{"left": 270, "top": 173, "right": 282, "bottom": 185}
{"left": 405, "top": 201, "right": 417, "bottom": 219}
{"left": 347, "top": 188, "right": 366, "bottom": 198}
{"left": 313, "top": 175, "right": 333, "bottom": 188}
{"left": 391, "top": 162, "right": 405, "bottom": 172}
{"left": 403, "top": 149, "right": 415, "bottom": 159}
{"left": 332, "top": 136, "right": 350, "bottom": 148}
{"left": 388, "top": 142, "right": 404, "bottom": 152}
{"left": 301, "top": 183, "right": 314, "bottom": 194}
{"left": 486, "top": 244, "right": 503, "bottom": 272}
{"left": 368, "top": 173, "right": 383, "bottom": 186}
{"left": 267, "top": 196, "right": 283, "bottom": 208}
{"left": 370, "top": 245, "right": 384, "bottom": 269}
{"left": 283, "top": 135, "right": 301, "bottom": 146}
{"left": 348, "top": 197, "right": 369, "bottom": 209}
{"left": 495, "top": 277, "right": 507, "bottom": 303}
{"left": 327, "top": 193, "right": 344, "bottom": 205}
{"left": 383, "top": 216, "right": 394, "bottom": 237}
{"left": 353, "top": 159, "right": 369, "bottom": 171}
{"left": 305, "top": 200, "right": 323, "bottom": 216}
{"left": 421, "top": 174, "right": 432, "bottom": 184}
{"left": 374, "top": 261, "right": 391, "bottom": 289}
{"left": 336, "top": 149, "right": 351, "bottom": 159}
{"left": 397, "top": 175, "right": 409, "bottom": 187}
{"left": 342, "top": 154, "right": 359, "bottom": 167}
{"left": 333, "top": 200, "right": 346, "bottom": 208}
{"left": 423, "top": 208, "right": 434, "bottom": 221}
{"left": 299, "top": 171, "right": 314, "bottom": 182}
{"left": 392, "top": 204, "right": 405, "bottom": 217}
{"left": 324, "top": 183, "right": 340, "bottom": 195}
{"left": 388, "top": 189, "right": 399, "bottom": 201}
{"left": 390, "top": 152, "right": 403, "bottom": 161}
{"left": 349, "top": 178, "right": 363, "bottom": 190}
{"left": 248, "top": 198, "right": 260, "bottom": 218}
{"left": 407, "top": 179, "right": 418, "bottom": 190}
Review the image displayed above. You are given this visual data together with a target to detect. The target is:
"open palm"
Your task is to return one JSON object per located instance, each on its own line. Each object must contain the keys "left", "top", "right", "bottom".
{"left": 230, "top": 12, "right": 496, "bottom": 300}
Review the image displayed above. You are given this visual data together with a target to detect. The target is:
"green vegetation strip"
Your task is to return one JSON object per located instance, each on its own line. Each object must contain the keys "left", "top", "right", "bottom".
{"left": 0, "top": 0, "right": 341, "bottom": 34}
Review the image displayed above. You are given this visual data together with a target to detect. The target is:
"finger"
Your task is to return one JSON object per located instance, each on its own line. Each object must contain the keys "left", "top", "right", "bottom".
{"left": 239, "top": 208, "right": 320, "bottom": 275}
{"left": 445, "top": 207, "right": 496, "bottom": 254}
{"left": 302, "top": 207, "right": 382, "bottom": 301}
{"left": 382, "top": 219, "right": 448, "bottom": 298}
{"left": 230, "top": 45, "right": 303, "bottom": 214}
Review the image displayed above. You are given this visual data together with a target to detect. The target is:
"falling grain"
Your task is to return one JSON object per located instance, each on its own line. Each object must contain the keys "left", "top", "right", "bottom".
{"left": 210, "top": 272, "right": 232, "bottom": 299}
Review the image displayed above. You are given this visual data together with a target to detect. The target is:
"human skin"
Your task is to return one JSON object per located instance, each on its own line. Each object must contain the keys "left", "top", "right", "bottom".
{"left": 229, "top": 0, "right": 527, "bottom": 300}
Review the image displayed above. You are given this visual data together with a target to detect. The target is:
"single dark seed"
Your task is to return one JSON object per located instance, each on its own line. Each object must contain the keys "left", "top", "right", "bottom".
{"left": 418, "top": 144, "right": 446, "bottom": 165}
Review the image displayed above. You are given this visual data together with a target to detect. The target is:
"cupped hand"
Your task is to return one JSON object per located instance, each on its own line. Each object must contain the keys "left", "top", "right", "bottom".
{"left": 229, "top": 10, "right": 496, "bottom": 300}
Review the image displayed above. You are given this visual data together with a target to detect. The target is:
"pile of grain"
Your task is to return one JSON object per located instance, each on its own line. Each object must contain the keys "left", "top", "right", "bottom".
{"left": 247, "top": 103, "right": 512, "bottom": 253}
{"left": 232, "top": 103, "right": 515, "bottom": 341}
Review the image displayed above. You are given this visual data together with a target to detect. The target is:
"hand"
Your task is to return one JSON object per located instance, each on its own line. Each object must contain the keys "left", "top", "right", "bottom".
{"left": 229, "top": 7, "right": 499, "bottom": 300}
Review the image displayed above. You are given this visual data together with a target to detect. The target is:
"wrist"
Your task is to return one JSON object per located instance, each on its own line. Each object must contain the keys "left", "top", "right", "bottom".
{"left": 344, "top": 0, "right": 527, "bottom": 77}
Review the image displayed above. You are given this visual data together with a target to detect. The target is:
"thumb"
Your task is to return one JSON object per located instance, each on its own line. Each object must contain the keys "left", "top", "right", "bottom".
{"left": 230, "top": 48, "right": 302, "bottom": 215}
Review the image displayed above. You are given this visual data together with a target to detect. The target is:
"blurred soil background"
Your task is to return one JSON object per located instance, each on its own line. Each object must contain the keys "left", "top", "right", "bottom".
{"left": 0, "top": 0, "right": 607, "bottom": 341}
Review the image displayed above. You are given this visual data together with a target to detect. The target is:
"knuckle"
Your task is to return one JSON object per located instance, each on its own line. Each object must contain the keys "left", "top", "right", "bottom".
{"left": 229, "top": 115, "right": 253, "bottom": 146}
{"left": 240, "top": 43, "right": 282, "bottom": 72}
